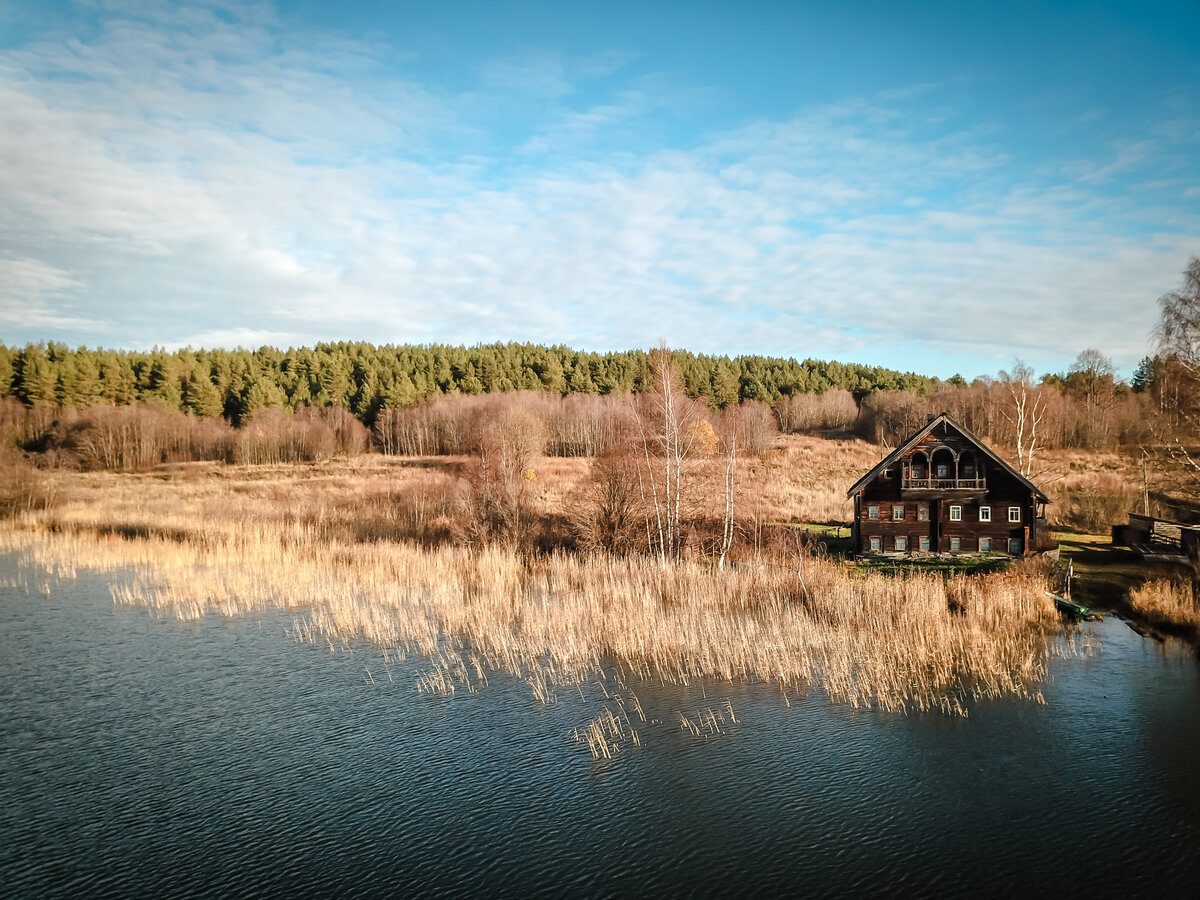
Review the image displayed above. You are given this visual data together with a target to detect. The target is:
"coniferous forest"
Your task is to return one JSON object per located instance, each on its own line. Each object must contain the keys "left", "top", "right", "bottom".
{"left": 0, "top": 341, "right": 935, "bottom": 424}
{"left": 0, "top": 339, "right": 1172, "bottom": 473}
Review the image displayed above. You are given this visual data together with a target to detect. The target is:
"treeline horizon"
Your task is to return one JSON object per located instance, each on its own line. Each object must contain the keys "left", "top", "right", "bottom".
{"left": 0, "top": 341, "right": 951, "bottom": 424}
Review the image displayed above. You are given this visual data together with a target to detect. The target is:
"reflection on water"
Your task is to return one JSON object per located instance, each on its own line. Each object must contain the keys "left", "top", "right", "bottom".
{"left": 2, "top": 562, "right": 1199, "bottom": 898}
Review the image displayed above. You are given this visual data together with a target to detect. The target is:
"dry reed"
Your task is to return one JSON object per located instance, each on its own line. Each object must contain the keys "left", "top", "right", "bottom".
{"left": 1127, "top": 578, "right": 1200, "bottom": 633}
{"left": 1, "top": 459, "right": 1065, "bottom": 721}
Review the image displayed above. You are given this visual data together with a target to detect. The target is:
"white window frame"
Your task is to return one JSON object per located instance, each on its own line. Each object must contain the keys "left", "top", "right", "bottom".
{"left": 949, "top": 505, "right": 962, "bottom": 522}
{"left": 868, "top": 505, "right": 879, "bottom": 520}
{"left": 979, "top": 537, "right": 992, "bottom": 552}
{"left": 893, "top": 505, "right": 905, "bottom": 521}
{"left": 950, "top": 537, "right": 961, "bottom": 551}
{"left": 895, "top": 537, "right": 907, "bottom": 552}
{"left": 919, "top": 536, "right": 930, "bottom": 551}
{"left": 870, "top": 536, "right": 881, "bottom": 552}
{"left": 979, "top": 506, "right": 991, "bottom": 522}
{"left": 917, "top": 505, "right": 929, "bottom": 522}
{"left": 1008, "top": 506, "right": 1021, "bottom": 523}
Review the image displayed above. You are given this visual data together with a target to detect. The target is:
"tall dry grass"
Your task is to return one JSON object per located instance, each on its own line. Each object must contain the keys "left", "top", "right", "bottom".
{"left": 2, "top": 460, "right": 1065, "bottom": 716}
{"left": 1127, "top": 578, "right": 1200, "bottom": 635}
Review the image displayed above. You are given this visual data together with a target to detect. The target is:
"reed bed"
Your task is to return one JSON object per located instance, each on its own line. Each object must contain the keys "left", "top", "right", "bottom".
{"left": 1, "top": 465, "right": 1063, "bottom": 719}
{"left": 1127, "top": 578, "right": 1200, "bottom": 634}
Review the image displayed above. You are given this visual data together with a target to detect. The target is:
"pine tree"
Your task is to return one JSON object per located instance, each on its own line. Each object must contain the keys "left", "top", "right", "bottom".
{"left": 182, "top": 371, "right": 225, "bottom": 418}
{"left": 14, "top": 345, "right": 55, "bottom": 407}
{"left": 711, "top": 362, "right": 740, "bottom": 409}
{"left": 538, "top": 355, "right": 567, "bottom": 394}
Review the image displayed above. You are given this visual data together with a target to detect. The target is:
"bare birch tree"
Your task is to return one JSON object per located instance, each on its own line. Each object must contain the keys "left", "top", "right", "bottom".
{"left": 718, "top": 416, "right": 737, "bottom": 570}
{"left": 1153, "top": 256, "right": 1200, "bottom": 502}
{"left": 632, "top": 344, "right": 706, "bottom": 565}
{"left": 1000, "top": 361, "right": 1044, "bottom": 478}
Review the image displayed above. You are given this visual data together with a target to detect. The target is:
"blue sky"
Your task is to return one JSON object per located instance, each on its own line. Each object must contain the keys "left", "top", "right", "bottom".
{"left": 1, "top": 0, "right": 1197, "bottom": 379}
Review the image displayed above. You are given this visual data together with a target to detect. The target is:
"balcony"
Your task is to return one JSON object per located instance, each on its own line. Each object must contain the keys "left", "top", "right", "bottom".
{"left": 901, "top": 476, "right": 986, "bottom": 491}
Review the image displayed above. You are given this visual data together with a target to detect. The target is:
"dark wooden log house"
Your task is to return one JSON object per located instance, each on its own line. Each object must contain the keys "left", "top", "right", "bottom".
{"left": 847, "top": 413, "right": 1049, "bottom": 556}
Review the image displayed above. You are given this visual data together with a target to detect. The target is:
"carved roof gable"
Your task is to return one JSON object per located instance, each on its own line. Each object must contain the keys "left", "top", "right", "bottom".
{"left": 846, "top": 413, "right": 1049, "bottom": 502}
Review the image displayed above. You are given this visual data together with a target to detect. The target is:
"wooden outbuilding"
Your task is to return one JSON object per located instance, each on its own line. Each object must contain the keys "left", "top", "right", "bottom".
{"left": 846, "top": 413, "right": 1049, "bottom": 557}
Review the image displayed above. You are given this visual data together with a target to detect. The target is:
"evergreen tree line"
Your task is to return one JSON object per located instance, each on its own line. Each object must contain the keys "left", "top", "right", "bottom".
{"left": 0, "top": 341, "right": 937, "bottom": 425}
{"left": 1, "top": 339, "right": 1179, "bottom": 475}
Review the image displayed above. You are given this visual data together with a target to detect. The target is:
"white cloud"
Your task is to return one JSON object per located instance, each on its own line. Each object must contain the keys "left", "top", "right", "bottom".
{"left": 0, "top": 1, "right": 1196, "bottom": 380}
{"left": 0, "top": 255, "right": 106, "bottom": 334}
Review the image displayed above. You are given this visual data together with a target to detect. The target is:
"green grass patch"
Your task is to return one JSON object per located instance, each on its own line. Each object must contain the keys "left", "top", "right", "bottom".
{"left": 790, "top": 522, "right": 853, "bottom": 557}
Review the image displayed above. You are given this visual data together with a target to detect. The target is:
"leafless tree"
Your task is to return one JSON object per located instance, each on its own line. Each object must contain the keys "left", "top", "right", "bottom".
{"left": 1153, "top": 256, "right": 1200, "bottom": 502}
{"left": 632, "top": 344, "right": 708, "bottom": 565}
{"left": 775, "top": 388, "right": 857, "bottom": 434}
{"left": 999, "top": 360, "right": 1045, "bottom": 478}
{"left": 1067, "top": 349, "right": 1117, "bottom": 449}
{"left": 717, "top": 419, "right": 737, "bottom": 569}
{"left": 575, "top": 451, "right": 643, "bottom": 555}
{"left": 461, "top": 406, "right": 548, "bottom": 548}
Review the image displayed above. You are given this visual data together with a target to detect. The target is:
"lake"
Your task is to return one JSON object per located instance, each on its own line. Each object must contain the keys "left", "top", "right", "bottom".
{"left": 2, "top": 559, "right": 1199, "bottom": 897}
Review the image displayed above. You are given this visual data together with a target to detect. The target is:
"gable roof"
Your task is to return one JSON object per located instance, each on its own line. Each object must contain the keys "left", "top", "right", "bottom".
{"left": 846, "top": 412, "right": 1049, "bottom": 503}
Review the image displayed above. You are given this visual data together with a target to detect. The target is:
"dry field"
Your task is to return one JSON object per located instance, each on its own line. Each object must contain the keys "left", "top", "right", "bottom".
{"left": 1029, "top": 449, "right": 1146, "bottom": 532}
{"left": 0, "top": 437, "right": 1074, "bottom": 734}
{"left": 535, "top": 436, "right": 1145, "bottom": 530}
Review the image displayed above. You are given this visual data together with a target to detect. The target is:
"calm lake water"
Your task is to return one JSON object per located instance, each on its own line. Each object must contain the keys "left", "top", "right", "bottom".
{"left": 2, "top": 558, "right": 1199, "bottom": 898}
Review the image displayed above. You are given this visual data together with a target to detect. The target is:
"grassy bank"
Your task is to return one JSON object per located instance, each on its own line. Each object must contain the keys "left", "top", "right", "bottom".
{"left": 1128, "top": 579, "right": 1200, "bottom": 643}
{"left": 1054, "top": 531, "right": 1200, "bottom": 647}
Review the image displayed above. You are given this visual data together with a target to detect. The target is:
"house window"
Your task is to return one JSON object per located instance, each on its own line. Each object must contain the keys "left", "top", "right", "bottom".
{"left": 917, "top": 505, "right": 929, "bottom": 521}
{"left": 868, "top": 505, "right": 879, "bottom": 520}
{"left": 883, "top": 467, "right": 894, "bottom": 478}
{"left": 893, "top": 505, "right": 904, "bottom": 520}
{"left": 1009, "top": 537, "right": 1022, "bottom": 555}
{"left": 1008, "top": 507, "right": 1021, "bottom": 523}
{"left": 870, "top": 536, "right": 881, "bottom": 552}
{"left": 919, "top": 536, "right": 930, "bottom": 551}
{"left": 895, "top": 537, "right": 907, "bottom": 552}
{"left": 936, "top": 463, "right": 949, "bottom": 478}
{"left": 949, "top": 505, "right": 962, "bottom": 522}
{"left": 950, "top": 537, "right": 961, "bottom": 552}
{"left": 979, "top": 506, "right": 991, "bottom": 522}
{"left": 979, "top": 537, "right": 992, "bottom": 552}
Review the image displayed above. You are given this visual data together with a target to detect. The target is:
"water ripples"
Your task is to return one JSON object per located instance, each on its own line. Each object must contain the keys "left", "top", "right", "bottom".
{"left": 3, "top": 563, "right": 1200, "bottom": 897}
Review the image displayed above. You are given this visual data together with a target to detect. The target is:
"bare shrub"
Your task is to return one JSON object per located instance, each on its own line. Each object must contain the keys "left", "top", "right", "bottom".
{"left": 548, "top": 392, "right": 635, "bottom": 457}
{"left": 775, "top": 388, "right": 858, "bottom": 434}
{"left": 316, "top": 404, "right": 370, "bottom": 456}
{"left": 1056, "top": 473, "right": 1138, "bottom": 532}
{"left": 36, "top": 403, "right": 232, "bottom": 471}
{"left": 459, "top": 406, "right": 548, "bottom": 548}
{"left": 716, "top": 399, "right": 778, "bottom": 458}
{"left": 374, "top": 394, "right": 480, "bottom": 456}
{"left": 59, "top": 404, "right": 172, "bottom": 471}
{"left": 0, "top": 447, "right": 56, "bottom": 518}
{"left": 573, "top": 453, "right": 644, "bottom": 555}
{"left": 233, "top": 408, "right": 338, "bottom": 464}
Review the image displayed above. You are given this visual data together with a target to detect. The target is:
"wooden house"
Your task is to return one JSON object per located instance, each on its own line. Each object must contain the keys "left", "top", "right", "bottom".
{"left": 846, "top": 413, "right": 1049, "bottom": 557}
